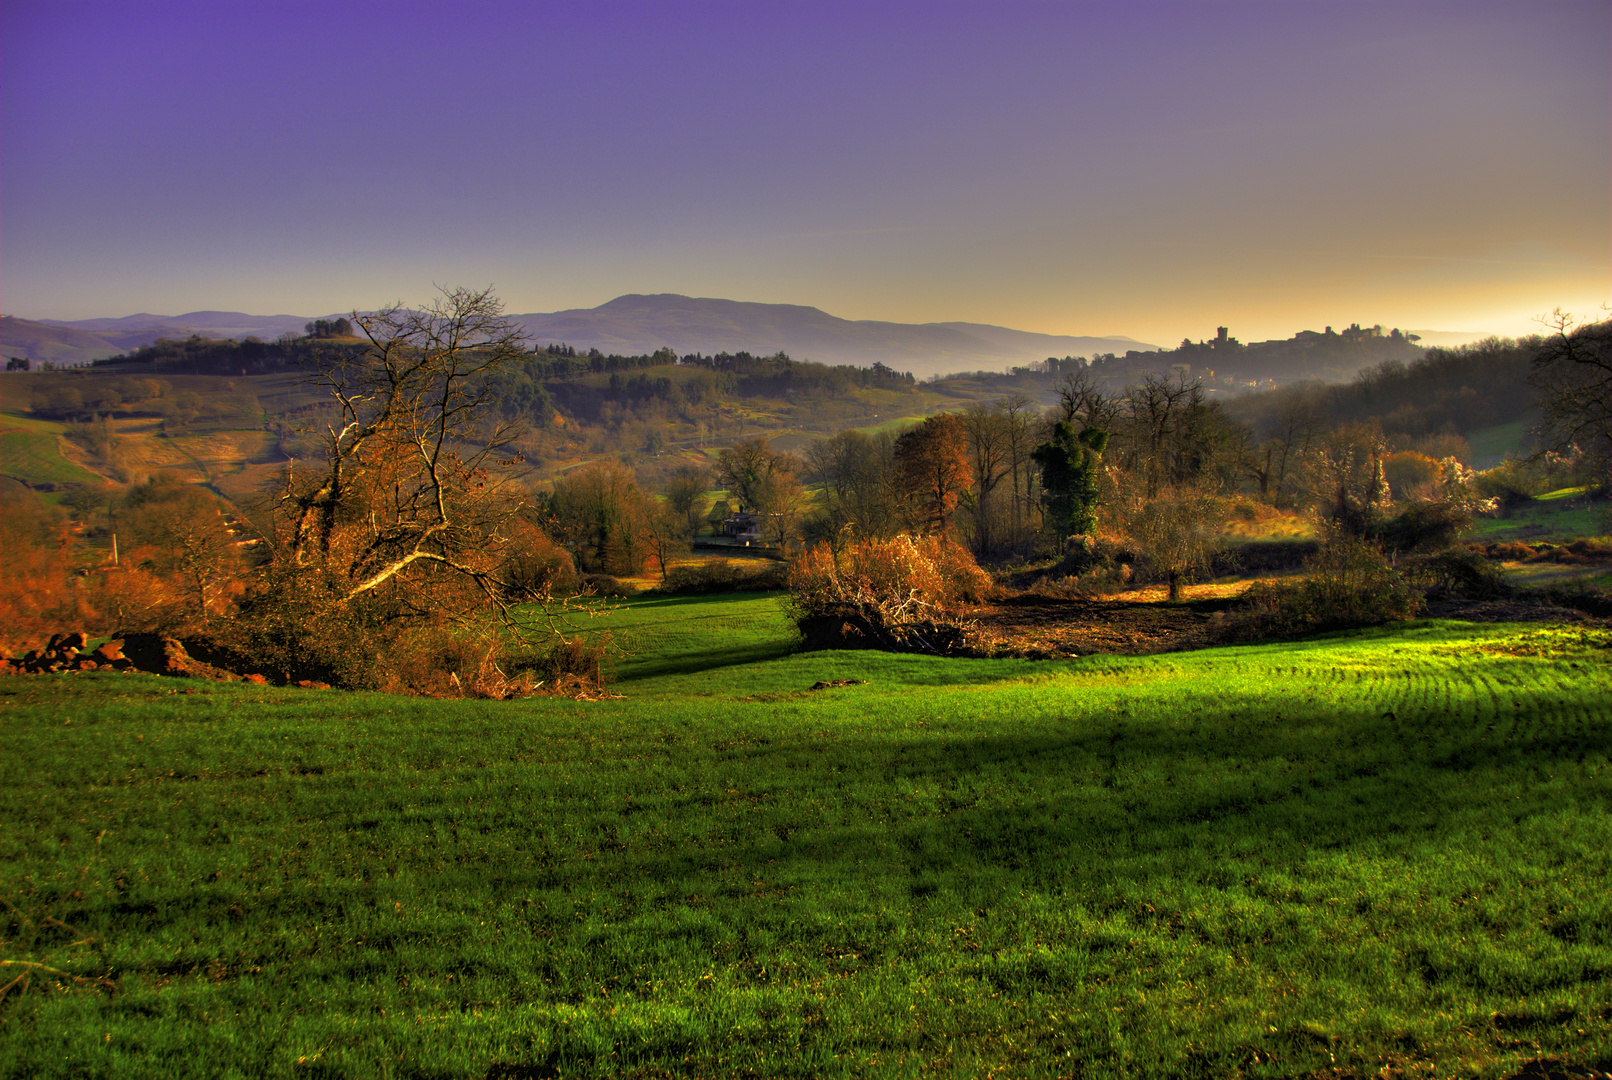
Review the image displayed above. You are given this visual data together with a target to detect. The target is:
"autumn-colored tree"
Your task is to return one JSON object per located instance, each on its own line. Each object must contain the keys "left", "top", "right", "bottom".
{"left": 893, "top": 414, "right": 971, "bottom": 535}
{"left": 120, "top": 474, "right": 245, "bottom": 624}
{"left": 548, "top": 461, "right": 652, "bottom": 575}
{"left": 0, "top": 492, "right": 91, "bottom": 653}
{"left": 241, "top": 287, "right": 605, "bottom": 692}
{"left": 664, "top": 465, "right": 710, "bottom": 537}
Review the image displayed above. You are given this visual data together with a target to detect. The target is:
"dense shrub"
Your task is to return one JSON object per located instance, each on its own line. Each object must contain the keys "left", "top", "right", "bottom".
{"left": 503, "top": 634, "right": 616, "bottom": 698}
{"left": 1476, "top": 453, "right": 1587, "bottom": 501}
{"left": 789, "top": 534, "right": 990, "bottom": 652}
{"left": 1207, "top": 539, "right": 1321, "bottom": 577}
{"left": 224, "top": 570, "right": 390, "bottom": 688}
{"left": 1376, "top": 500, "right": 1472, "bottom": 554}
{"left": 1382, "top": 451, "right": 1442, "bottom": 500}
{"left": 580, "top": 573, "right": 638, "bottom": 598}
{"left": 501, "top": 521, "right": 579, "bottom": 600}
{"left": 653, "top": 559, "right": 789, "bottom": 595}
{"left": 1237, "top": 536, "right": 1421, "bottom": 636}
{"left": 1408, "top": 549, "right": 1508, "bottom": 599}
{"left": 0, "top": 492, "right": 96, "bottom": 654}
{"left": 381, "top": 626, "right": 614, "bottom": 699}
{"left": 1031, "top": 535, "right": 1136, "bottom": 596}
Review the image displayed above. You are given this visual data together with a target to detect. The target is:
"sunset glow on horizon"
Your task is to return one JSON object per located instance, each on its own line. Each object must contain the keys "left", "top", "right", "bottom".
{"left": 2, "top": 0, "right": 1606, "bottom": 346}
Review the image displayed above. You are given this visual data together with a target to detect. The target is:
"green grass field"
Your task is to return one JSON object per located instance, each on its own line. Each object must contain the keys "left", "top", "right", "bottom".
{"left": 3, "top": 594, "right": 1610, "bottom": 1079}
{"left": 0, "top": 429, "right": 103, "bottom": 486}
{"left": 1466, "top": 421, "right": 1529, "bottom": 471}
{"left": 1470, "top": 488, "right": 1611, "bottom": 545}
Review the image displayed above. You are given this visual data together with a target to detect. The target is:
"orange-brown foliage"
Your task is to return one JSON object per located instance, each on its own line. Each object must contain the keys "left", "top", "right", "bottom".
{"left": 790, "top": 533, "right": 990, "bottom": 627}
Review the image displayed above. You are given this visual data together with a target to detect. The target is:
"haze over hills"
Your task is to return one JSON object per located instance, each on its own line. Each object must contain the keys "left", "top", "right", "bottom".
{"left": 503, "top": 295, "right": 1160, "bottom": 379}
{"left": 2, "top": 312, "right": 334, "bottom": 365}
{"left": 0, "top": 317, "right": 125, "bottom": 365}
{"left": 6, "top": 296, "right": 1503, "bottom": 378}
{"left": 40, "top": 310, "right": 318, "bottom": 346}
{"left": 7, "top": 296, "right": 1160, "bottom": 377}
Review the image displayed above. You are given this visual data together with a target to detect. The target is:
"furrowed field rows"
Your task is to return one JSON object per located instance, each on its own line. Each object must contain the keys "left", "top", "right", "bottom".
{"left": 1, "top": 600, "right": 1610, "bottom": 1079}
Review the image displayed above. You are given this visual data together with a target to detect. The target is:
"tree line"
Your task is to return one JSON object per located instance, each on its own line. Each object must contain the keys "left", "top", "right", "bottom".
{"left": 8, "top": 287, "right": 1605, "bottom": 696}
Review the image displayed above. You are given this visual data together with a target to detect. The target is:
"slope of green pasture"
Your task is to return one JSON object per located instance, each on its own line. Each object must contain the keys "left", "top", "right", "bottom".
{"left": 2, "top": 596, "right": 1610, "bottom": 1079}
{"left": 0, "top": 411, "right": 70, "bottom": 434}
{"left": 1466, "top": 419, "right": 1529, "bottom": 470}
{"left": 1470, "top": 487, "right": 1610, "bottom": 543}
{"left": 0, "top": 429, "right": 101, "bottom": 485}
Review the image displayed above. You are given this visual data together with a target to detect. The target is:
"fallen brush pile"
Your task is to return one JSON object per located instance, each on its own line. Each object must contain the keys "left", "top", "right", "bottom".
{"left": 1, "top": 631, "right": 330, "bottom": 688}
{"left": 1481, "top": 538, "right": 1612, "bottom": 565}
{"left": 3, "top": 632, "right": 136, "bottom": 675}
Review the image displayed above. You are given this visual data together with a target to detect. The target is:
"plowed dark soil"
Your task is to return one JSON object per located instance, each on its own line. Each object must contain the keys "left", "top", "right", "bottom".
{"left": 973, "top": 591, "right": 1609, "bottom": 657}
{"left": 972, "top": 593, "right": 1242, "bottom": 656}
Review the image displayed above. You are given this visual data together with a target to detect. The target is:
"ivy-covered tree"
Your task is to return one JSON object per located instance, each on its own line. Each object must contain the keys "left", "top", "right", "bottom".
{"left": 1032, "top": 421, "right": 1109, "bottom": 537}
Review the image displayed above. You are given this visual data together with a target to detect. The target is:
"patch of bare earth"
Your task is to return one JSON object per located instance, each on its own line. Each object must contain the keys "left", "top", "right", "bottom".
{"left": 972, "top": 587, "right": 1609, "bottom": 657}
{"left": 972, "top": 592, "right": 1241, "bottom": 657}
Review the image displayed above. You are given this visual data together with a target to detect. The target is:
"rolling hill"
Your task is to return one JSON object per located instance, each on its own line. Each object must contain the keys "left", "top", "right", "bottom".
{"left": 0, "top": 316, "right": 124, "bottom": 366}
{"left": 13, "top": 296, "right": 1499, "bottom": 381}
{"left": 508, "top": 294, "right": 1158, "bottom": 378}
{"left": 19, "top": 297, "right": 1158, "bottom": 379}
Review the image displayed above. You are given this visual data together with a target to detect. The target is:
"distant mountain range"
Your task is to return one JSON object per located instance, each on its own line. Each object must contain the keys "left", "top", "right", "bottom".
{"left": 504, "top": 295, "right": 1157, "bottom": 379}
{"left": 4, "top": 297, "right": 1159, "bottom": 378}
{"left": 3, "top": 296, "right": 1501, "bottom": 377}
{"left": 1, "top": 312, "right": 324, "bottom": 366}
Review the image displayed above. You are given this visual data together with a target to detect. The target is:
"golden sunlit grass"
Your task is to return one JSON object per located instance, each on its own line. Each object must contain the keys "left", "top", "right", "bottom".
{"left": 0, "top": 410, "right": 70, "bottom": 435}
{"left": 1103, "top": 579, "right": 1266, "bottom": 604}
{"left": 1218, "top": 502, "right": 1317, "bottom": 541}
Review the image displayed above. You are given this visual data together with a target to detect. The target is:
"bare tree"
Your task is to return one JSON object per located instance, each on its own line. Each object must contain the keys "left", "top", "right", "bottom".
{"left": 756, "top": 467, "right": 810, "bottom": 553}
{"left": 122, "top": 477, "right": 243, "bottom": 624}
{"left": 998, "top": 394, "right": 1041, "bottom": 543}
{"left": 715, "top": 436, "right": 808, "bottom": 549}
{"left": 1055, "top": 370, "right": 1119, "bottom": 431}
{"left": 642, "top": 503, "right": 688, "bottom": 582}
{"left": 714, "top": 437, "right": 791, "bottom": 512}
{"left": 804, "top": 429, "right": 900, "bottom": 540}
{"left": 1531, "top": 310, "right": 1612, "bottom": 491}
{"left": 1118, "top": 374, "right": 1205, "bottom": 499}
{"left": 665, "top": 465, "right": 710, "bottom": 537}
{"left": 961, "top": 403, "right": 1014, "bottom": 553}
{"left": 272, "top": 285, "right": 532, "bottom": 609}
{"left": 1261, "top": 390, "right": 1327, "bottom": 506}
{"left": 1118, "top": 484, "right": 1227, "bottom": 601}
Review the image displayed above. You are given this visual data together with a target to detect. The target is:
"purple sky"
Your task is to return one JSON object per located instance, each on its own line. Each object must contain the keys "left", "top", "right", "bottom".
{"left": 3, "top": 0, "right": 1607, "bottom": 343}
